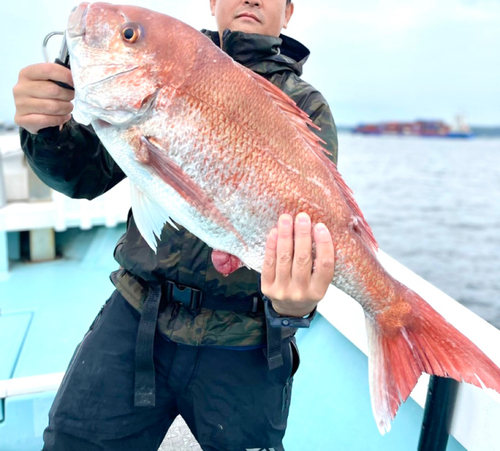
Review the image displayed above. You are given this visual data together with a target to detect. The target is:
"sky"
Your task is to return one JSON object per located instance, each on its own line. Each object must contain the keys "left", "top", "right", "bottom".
{"left": 1, "top": 0, "right": 499, "bottom": 127}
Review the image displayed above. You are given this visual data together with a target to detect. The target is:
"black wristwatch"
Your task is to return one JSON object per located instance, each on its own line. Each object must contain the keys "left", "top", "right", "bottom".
{"left": 263, "top": 296, "right": 317, "bottom": 329}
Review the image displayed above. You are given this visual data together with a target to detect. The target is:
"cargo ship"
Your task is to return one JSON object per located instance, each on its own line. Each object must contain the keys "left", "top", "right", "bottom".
{"left": 353, "top": 115, "right": 474, "bottom": 138}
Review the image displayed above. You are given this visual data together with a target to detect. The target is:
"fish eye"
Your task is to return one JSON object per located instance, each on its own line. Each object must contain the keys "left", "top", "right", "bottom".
{"left": 121, "top": 23, "right": 141, "bottom": 43}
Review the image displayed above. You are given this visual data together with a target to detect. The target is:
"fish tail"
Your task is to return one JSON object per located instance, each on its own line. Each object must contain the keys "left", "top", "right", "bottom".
{"left": 367, "top": 286, "right": 500, "bottom": 434}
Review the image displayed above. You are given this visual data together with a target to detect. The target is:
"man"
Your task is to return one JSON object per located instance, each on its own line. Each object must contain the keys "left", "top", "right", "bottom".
{"left": 13, "top": 0, "right": 338, "bottom": 449}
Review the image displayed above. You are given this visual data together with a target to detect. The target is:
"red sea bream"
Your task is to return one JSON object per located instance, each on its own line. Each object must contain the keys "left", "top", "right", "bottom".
{"left": 66, "top": 2, "right": 500, "bottom": 434}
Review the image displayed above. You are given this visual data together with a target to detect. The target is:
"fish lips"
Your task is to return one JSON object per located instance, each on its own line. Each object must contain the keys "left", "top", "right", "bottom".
{"left": 67, "top": 2, "right": 89, "bottom": 38}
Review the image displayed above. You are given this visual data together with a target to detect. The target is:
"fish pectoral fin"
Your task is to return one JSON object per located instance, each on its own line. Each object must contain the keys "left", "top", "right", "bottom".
{"left": 139, "top": 136, "right": 247, "bottom": 248}
{"left": 130, "top": 183, "right": 177, "bottom": 252}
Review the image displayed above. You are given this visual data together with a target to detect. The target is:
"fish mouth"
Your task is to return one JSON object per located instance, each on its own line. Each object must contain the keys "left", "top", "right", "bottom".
{"left": 67, "top": 2, "right": 89, "bottom": 38}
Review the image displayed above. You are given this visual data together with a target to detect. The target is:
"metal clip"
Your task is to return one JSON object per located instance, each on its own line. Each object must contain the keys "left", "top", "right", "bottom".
{"left": 42, "top": 31, "right": 66, "bottom": 64}
{"left": 41, "top": 30, "right": 73, "bottom": 92}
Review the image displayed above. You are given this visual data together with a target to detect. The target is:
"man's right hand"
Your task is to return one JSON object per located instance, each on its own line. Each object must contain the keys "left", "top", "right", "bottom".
{"left": 13, "top": 63, "right": 74, "bottom": 135}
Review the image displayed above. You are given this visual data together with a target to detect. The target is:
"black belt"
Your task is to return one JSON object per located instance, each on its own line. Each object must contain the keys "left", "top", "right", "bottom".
{"left": 162, "top": 280, "right": 263, "bottom": 313}
{"left": 134, "top": 285, "right": 162, "bottom": 407}
{"left": 134, "top": 281, "right": 264, "bottom": 407}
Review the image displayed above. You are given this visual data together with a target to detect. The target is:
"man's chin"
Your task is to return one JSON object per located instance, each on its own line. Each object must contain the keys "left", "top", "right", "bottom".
{"left": 228, "top": 18, "right": 272, "bottom": 36}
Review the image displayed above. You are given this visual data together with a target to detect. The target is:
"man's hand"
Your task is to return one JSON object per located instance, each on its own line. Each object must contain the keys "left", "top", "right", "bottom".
{"left": 261, "top": 212, "right": 335, "bottom": 317}
{"left": 13, "top": 63, "right": 74, "bottom": 135}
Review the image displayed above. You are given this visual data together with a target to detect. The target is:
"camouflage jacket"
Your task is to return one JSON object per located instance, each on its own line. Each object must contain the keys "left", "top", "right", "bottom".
{"left": 21, "top": 30, "right": 338, "bottom": 347}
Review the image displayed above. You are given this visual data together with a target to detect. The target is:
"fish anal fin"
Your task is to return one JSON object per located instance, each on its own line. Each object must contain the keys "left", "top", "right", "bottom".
{"left": 140, "top": 136, "right": 247, "bottom": 249}
{"left": 367, "top": 283, "right": 500, "bottom": 434}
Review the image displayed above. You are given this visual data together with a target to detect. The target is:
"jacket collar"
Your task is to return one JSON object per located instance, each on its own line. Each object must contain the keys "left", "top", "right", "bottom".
{"left": 201, "top": 29, "right": 310, "bottom": 77}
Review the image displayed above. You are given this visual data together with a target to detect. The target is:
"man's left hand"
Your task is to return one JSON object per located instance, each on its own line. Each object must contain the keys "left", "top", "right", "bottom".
{"left": 261, "top": 212, "right": 335, "bottom": 317}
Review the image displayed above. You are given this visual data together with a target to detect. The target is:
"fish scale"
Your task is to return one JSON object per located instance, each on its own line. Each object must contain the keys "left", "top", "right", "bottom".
{"left": 67, "top": 2, "right": 500, "bottom": 435}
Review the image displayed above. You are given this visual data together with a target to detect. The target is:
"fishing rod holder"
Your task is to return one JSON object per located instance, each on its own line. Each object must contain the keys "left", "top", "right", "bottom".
{"left": 418, "top": 376, "right": 459, "bottom": 451}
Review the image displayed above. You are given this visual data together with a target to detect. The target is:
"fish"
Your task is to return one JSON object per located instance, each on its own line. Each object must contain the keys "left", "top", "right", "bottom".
{"left": 65, "top": 2, "right": 500, "bottom": 434}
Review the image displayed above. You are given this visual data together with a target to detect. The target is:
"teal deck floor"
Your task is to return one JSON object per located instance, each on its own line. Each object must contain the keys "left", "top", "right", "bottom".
{"left": 0, "top": 225, "right": 466, "bottom": 450}
{"left": 0, "top": 226, "right": 126, "bottom": 379}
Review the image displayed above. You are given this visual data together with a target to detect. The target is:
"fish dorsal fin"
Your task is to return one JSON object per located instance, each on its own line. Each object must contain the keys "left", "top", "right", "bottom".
{"left": 245, "top": 68, "right": 378, "bottom": 253}
{"left": 130, "top": 183, "right": 178, "bottom": 252}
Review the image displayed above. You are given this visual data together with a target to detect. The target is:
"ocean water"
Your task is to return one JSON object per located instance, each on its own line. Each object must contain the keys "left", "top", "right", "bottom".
{"left": 337, "top": 133, "right": 500, "bottom": 328}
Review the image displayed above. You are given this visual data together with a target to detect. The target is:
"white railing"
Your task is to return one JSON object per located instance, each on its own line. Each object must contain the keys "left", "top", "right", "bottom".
{"left": 0, "top": 373, "right": 64, "bottom": 399}
{"left": 0, "top": 185, "right": 130, "bottom": 233}
{"left": 0, "top": 132, "right": 131, "bottom": 274}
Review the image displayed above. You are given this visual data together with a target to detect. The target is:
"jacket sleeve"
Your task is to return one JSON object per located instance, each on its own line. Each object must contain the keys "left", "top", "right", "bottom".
{"left": 20, "top": 119, "right": 126, "bottom": 200}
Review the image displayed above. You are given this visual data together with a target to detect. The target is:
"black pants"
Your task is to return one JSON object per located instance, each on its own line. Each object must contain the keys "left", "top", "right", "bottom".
{"left": 42, "top": 290, "right": 296, "bottom": 451}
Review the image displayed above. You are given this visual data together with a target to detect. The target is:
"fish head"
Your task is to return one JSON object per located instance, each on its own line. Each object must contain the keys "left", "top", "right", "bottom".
{"left": 66, "top": 2, "right": 198, "bottom": 127}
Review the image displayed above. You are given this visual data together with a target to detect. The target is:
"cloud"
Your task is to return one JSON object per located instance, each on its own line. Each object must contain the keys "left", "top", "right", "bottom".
{"left": 292, "top": 0, "right": 500, "bottom": 43}
{"left": 1, "top": 0, "right": 499, "bottom": 126}
{"left": 288, "top": 0, "right": 500, "bottom": 125}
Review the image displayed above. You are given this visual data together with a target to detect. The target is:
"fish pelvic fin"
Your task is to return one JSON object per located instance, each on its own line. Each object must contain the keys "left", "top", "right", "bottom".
{"left": 245, "top": 67, "right": 378, "bottom": 254}
{"left": 130, "top": 183, "right": 178, "bottom": 252}
{"left": 367, "top": 284, "right": 500, "bottom": 435}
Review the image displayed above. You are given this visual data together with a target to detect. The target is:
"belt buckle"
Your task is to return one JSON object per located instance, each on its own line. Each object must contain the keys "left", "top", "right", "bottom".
{"left": 188, "top": 287, "right": 203, "bottom": 310}
{"left": 166, "top": 281, "right": 203, "bottom": 311}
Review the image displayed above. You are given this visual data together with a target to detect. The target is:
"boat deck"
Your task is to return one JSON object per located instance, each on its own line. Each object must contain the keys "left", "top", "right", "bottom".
{"left": 1, "top": 222, "right": 496, "bottom": 450}
{"left": 0, "top": 225, "right": 203, "bottom": 449}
